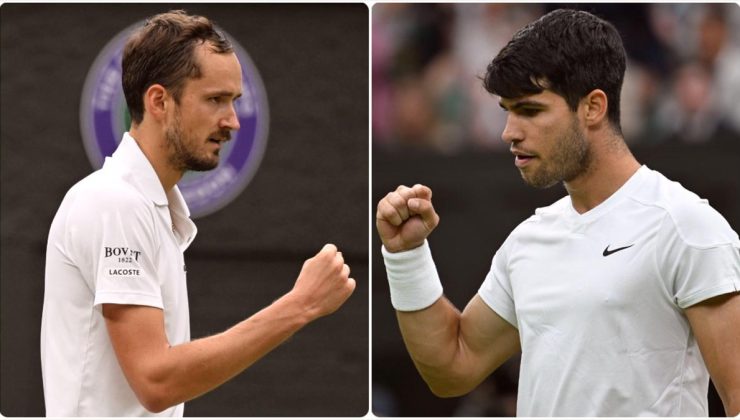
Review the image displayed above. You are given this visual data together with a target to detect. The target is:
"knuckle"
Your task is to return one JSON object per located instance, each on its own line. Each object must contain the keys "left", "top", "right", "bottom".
{"left": 376, "top": 200, "right": 387, "bottom": 214}
{"left": 387, "top": 192, "right": 402, "bottom": 205}
{"left": 377, "top": 202, "right": 391, "bottom": 218}
{"left": 315, "top": 253, "right": 330, "bottom": 265}
{"left": 325, "top": 252, "right": 337, "bottom": 264}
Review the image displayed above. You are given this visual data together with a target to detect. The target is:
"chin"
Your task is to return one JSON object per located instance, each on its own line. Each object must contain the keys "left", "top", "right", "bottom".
{"left": 186, "top": 159, "right": 219, "bottom": 172}
{"left": 521, "top": 172, "right": 559, "bottom": 189}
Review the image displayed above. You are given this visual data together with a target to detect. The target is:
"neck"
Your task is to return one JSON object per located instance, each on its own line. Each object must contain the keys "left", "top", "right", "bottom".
{"left": 564, "top": 134, "right": 641, "bottom": 214}
{"left": 129, "top": 124, "right": 184, "bottom": 192}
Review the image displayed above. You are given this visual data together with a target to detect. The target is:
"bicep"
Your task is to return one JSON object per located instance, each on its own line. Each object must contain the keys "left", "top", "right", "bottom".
{"left": 459, "top": 294, "right": 520, "bottom": 382}
{"left": 685, "top": 292, "right": 740, "bottom": 415}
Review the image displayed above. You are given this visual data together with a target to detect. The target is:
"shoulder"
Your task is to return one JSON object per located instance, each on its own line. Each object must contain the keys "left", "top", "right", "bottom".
{"left": 500, "top": 195, "right": 570, "bottom": 250}
{"left": 513, "top": 195, "right": 570, "bottom": 232}
{"left": 64, "top": 168, "right": 154, "bottom": 224}
{"left": 631, "top": 168, "right": 739, "bottom": 248}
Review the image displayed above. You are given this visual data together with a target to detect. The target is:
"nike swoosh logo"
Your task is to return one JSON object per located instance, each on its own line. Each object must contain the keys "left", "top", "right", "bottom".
{"left": 603, "top": 244, "right": 634, "bottom": 257}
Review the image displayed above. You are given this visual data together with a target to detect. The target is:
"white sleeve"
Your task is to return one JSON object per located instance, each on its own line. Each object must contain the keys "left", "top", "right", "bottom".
{"left": 478, "top": 242, "right": 518, "bottom": 328}
{"left": 66, "top": 186, "right": 163, "bottom": 309}
{"left": 656, "top": 201, "right": 740, "bottom": 309}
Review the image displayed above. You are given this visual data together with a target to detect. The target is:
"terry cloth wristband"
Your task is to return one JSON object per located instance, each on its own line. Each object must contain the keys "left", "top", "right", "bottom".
{"left": 382, "top": 240, "right": 443, "bottom": 311}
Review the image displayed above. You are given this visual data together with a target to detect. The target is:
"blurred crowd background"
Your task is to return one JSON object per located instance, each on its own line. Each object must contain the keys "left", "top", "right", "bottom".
{"left": 373, "top": 3, "right": 740, "bottom": 152}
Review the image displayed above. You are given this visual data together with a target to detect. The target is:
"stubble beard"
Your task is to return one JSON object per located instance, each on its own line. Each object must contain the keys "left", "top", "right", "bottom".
{"left": 165, "top": 110, "right": 220, "bottom": 172}
{"left": 521, "top": 117, "right": 592, "bottom": 189}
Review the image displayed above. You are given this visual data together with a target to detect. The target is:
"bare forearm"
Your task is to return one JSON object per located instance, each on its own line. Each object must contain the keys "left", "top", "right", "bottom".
{"left": 719, "top": 388, "right": 740, "bottom": 416}
{"left": 396, "top": 297, "right": 471, "bottom": 396}
{"left": 141, "top": 293, "right": 311, "bottom": 411}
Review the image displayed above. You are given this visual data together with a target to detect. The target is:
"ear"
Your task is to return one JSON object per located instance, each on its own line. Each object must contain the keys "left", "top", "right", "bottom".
{"left": 580, "top": 89, "right": 608, "bottom": 128}
{"left": 142, "top": 84, "right": 170, "bottom": 123}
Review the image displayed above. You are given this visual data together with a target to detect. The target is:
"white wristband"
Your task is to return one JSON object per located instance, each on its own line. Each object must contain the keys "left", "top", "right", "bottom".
{"left": 382, "top": 240, "right": 443, "bottom": 311}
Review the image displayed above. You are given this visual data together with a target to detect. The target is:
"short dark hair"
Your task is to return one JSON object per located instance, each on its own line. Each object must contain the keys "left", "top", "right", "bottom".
{"left": 484, "top": 9, "right": 626, "bottom": 133}
{"left": 122, "top": 10, "right": 233, "bottom": 125}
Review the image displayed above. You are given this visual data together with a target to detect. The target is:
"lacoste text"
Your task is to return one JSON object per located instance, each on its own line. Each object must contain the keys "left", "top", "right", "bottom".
{"left": 109, "top": 268, "right": 140, "bottom": 276}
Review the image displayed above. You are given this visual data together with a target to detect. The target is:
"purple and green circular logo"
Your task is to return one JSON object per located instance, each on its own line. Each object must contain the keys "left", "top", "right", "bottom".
{"left": 80, "top": 22, "right": 269, "bottom": 218}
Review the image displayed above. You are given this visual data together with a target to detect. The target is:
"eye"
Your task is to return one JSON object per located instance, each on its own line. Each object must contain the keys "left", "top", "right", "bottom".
{"left": 518, "top": 108, "right": 541, "bottom": 117}
{"left": 209, "top": 96, "right": 222, "bottom": 104}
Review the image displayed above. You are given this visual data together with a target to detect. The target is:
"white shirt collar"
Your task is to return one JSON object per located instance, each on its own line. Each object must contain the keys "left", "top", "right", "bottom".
{"left": 564, "top": 165, "right": 650, "bottom": 224}
{"left": 105, "top": 132, "right": 169, "bottom": 206}
{"left": 104, "top": 132, "right": 197, "bottom": 248}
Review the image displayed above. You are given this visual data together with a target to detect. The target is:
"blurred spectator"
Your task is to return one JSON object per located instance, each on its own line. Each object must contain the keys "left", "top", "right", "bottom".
{"left": 700, "top": 5, "right": 740, "bottom": 137}
{"left": 655, "top": 61, "right": 721, "bottom": 143}
{"left": 454, "top": 4, "right": 543, "bottom": 150}
{"left": 373, "top": 3, "right": 740, "bottom": 152}
{"left": 652, "top": 5, "right": 740, "bottom": 144}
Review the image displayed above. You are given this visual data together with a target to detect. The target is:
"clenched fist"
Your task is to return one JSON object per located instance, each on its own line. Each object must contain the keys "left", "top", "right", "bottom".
{"left": 376, "top": 184, "right": 440, "bottom": 253}
{"left": 290, "top": 244, "right": 356, "bottom": 321}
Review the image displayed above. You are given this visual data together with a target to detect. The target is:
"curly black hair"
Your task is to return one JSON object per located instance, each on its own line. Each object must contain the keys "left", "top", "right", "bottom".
{"left": 484, "top": 9, "right": 627, "bottom": 133}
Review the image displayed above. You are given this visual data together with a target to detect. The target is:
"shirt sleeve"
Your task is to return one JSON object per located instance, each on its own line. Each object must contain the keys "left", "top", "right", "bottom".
{"left": 657, "top": 200, "right": 740, "bottom": 309}
{"left": 66, "top": 185, "right": 163, "bottom": 309}
{"left": 478, "top": 241, "right": 518, "bottom": 328}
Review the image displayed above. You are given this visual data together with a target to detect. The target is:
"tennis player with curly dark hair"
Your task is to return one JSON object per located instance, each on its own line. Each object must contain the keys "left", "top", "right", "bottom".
{"left": 377, "top": 9, "right": 740, "bottom": 416}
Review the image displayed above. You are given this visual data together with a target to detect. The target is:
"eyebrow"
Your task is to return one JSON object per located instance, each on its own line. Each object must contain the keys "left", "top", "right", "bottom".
{"left": 498, "top": 99, "right": 547, "bottom": 111}
{"left": 207, "top": 90, "right": 243, "bottom": 99}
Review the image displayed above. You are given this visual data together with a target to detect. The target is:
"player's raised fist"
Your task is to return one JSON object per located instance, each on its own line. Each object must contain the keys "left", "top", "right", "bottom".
{"left": 376, "top": 184, "right": 440, "bottom": 253}
{"left": 290, "top": 244, "right": 356, "bottom": 320}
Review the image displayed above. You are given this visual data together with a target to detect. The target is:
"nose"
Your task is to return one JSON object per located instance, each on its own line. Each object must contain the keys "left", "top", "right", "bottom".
{"left": 501, "top": 114, "right": 523, "bottom": 145}
{"left": 220, "top": 104, "right": 241, "bottom": 131}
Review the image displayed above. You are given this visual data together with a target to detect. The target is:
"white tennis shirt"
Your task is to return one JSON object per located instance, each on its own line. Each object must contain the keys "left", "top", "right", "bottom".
{"left": 41, "top": 133, "right": 197, "bottom": 416}
{"left": 479, "top": 165, "right": 740, "bottom": 416}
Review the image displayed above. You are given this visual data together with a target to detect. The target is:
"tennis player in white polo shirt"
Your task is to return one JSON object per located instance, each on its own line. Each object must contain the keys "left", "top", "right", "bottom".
{"left": 377, "top": 9, "right": 740, "bottom": 416}
{"left": 41, "top": 11, "right": 355, "bottom": 416}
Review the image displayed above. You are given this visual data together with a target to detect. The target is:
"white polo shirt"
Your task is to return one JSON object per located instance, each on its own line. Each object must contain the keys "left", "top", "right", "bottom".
{"left": 479, "top": 165, "right": 740, "bottom": 416}
{"left": 41, "top": 133, "right": 197, "bottom": 416}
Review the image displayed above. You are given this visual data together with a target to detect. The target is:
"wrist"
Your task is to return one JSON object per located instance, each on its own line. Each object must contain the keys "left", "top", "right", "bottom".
{"left": 382, "top": 239, "right": 425, "bottom": 254}
{"left": 275, "top": 292, "right": 316, "bottom": 327}
{"left": 381, "top": 238, "right": 427, "bottom": 254}
{"left": 382, "top": 239, "right": 443, "bottom": 311}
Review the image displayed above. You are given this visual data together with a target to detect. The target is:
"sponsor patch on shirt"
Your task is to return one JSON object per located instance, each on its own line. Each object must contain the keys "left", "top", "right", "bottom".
{"left": 103, "top": 246, "right": 144, "bottom": 277}
{"left": 104, "top": 246, "right": 142, "bottom": 263}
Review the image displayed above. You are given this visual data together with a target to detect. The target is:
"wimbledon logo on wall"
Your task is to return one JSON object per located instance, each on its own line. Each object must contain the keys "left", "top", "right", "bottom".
{"left": 80, "top": 22, "right": 269, "bottom": 218}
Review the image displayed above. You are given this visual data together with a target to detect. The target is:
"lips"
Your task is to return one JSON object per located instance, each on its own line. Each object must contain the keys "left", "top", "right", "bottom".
{"left": 208, "top": 135, "right": 231, "bottom": 146}
{"left": 208, "top": 130, "right": 232, "bottom": 144}
{"left": 511, "top": 148, "right": 537, "bottom": 167}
